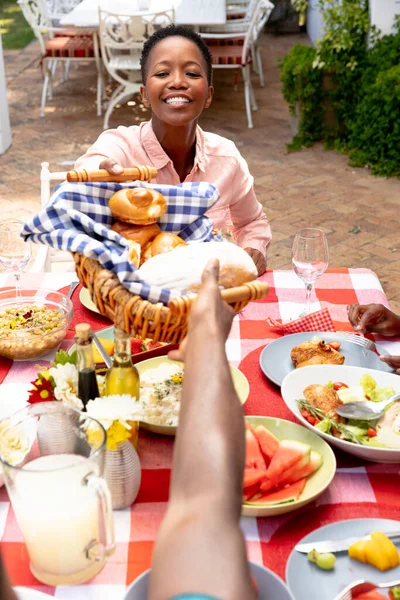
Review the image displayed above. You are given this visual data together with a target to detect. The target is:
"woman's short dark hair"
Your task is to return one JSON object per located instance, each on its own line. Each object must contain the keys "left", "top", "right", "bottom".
{"left": 140, "top": 24, "right": 213, "bottom": 84}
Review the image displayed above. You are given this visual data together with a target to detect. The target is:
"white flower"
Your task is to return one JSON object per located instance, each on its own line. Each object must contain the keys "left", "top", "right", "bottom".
{"left": 49, "top": 363, "right": 83, "bottom": 411}
{"left": 86, "top": 394, "right": 142, "bottom": 430}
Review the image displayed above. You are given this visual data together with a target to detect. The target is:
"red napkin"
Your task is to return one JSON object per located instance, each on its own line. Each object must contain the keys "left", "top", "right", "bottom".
{"left": 266, "top": 307, "right": 335, "bottom": 334}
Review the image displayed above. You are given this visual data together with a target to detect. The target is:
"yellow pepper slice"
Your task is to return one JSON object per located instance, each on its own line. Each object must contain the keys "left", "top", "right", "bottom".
{"left": 349, "top": 531, "right": 400, "bottom": 571}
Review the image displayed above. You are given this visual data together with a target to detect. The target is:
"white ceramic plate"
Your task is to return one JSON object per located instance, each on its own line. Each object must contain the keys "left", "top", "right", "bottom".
{"left": 79, "top": 287, "right": 100, "bottom": 314}
{"left": 136, "top": 356, "right": 250, "bottom": 436}
{"left": 259, "top": 331, "right": 392, "bottom": 386}
{"left": 125, "top": 562, "right": 295, "bottom": 600}
{"left": 14, "top": 588, "right": 54, "bottom": 600}
{"left": 286, "top": 518, "right": 400, "bottom": 600}
{"left": 281, "top": 364, "right": 400, "bottom": 462}
{"left": 242, "top": 417, "right": 336, "bottom": 517}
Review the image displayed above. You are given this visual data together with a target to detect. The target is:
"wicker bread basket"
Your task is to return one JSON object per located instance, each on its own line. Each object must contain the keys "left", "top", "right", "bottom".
{"left": 70, "top": 166, "right": 269, "bottom": 344}
{"left": 74, "top": 253, "right": 268, "bottom": 343}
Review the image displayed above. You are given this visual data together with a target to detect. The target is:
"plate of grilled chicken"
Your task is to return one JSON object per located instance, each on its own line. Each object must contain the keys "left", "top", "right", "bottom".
{"left": 281, "top": 364, "right": 400, "bottom": 462}
{"left": 259, "top": 332, "right": 392, "bottom": 387}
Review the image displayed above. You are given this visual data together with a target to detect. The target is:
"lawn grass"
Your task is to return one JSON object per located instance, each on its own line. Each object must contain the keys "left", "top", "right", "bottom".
{"left": 0, "top": 0, "right": 34, "bottom": 49}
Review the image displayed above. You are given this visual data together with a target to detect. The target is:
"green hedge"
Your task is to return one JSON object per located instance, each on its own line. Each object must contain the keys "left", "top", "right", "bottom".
{"left": 279, "top": 5, "right": 400, "bottom": 177}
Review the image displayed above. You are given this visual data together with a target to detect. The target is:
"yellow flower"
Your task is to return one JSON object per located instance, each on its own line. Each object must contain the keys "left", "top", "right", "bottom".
{"left": 86, "top": 427, "right": 104, "bottom": 450}
{"left": 106, "top": 421, "right": 131, "bottom": 451}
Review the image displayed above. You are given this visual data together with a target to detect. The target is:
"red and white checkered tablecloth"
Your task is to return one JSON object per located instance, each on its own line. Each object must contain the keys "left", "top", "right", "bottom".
{"left": 0, "top": 269, "right": 399, "bottom": 599}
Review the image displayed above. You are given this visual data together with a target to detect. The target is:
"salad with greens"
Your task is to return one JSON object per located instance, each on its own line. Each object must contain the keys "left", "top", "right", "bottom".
{"left": 297, "top": 374, "right": 400, "bottom": 448}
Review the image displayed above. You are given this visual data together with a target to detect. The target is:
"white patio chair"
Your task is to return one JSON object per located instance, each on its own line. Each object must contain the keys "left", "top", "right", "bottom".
{"left": 99, "top": 7, "right": 174, "bottom": 130}
{"left": 202, "top": 0, "right": 273, "bottom": 128}
{"left": 18, "top": 0, "right": 103, "bottom": 118}
{"left": 202, "top": 0, "right": 274, "bottom": 88}
{"left": 30, "top": 162, "right": 76, "bottom": 273}
{"left": 45, "top": 0, "right": 82, "bottom": 25}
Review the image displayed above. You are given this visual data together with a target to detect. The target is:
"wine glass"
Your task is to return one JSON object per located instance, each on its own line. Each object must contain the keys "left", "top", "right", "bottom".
{"left": 0, "top": 220, "right": 32, "bottom": 291}
{"left": 291, "top": 228, "right": 329, "bottom": 318}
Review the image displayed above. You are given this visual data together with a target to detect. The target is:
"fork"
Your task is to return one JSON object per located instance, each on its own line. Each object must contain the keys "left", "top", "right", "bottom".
{"left": 333, "top": 578, "right": 400, "bottom": 600}
{"left": 336, "top": 331, "right": 376, "bottom": 352}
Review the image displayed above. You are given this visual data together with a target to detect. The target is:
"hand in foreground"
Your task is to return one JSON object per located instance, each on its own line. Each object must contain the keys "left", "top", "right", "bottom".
{"left": 168, "top": 258, "right": 234, "bottom": 363}
{"left": 378, "top": 354, "right": 400, "bottom": 375}
{"left": 244, "top": 247, "right": 266, "bottom": 276}
{"left": 347, "top": 303, "right": 400, "bottom": 336}
{"left": 99, "top": 158, "right": 124, "bottom": 175}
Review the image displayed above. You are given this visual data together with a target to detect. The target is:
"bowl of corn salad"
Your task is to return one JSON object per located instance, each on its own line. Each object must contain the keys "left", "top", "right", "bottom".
{"left": 0, "top": 288, "right": 73, "bottom": 360}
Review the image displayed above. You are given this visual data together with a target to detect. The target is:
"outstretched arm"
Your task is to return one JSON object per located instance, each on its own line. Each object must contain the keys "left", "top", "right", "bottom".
{"left": 149, "top": 260, "right": 255, "bottom": 600}
{"left": 0, "top": 553, "right": 17, "bottom": 600}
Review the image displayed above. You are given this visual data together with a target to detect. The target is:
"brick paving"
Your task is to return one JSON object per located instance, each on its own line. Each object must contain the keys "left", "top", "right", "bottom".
{"left": 1, "top": 33, "right": 400, "bottom": 311}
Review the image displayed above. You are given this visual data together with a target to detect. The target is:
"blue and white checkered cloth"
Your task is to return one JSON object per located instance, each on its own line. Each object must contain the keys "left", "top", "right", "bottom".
{"left": 22, "top": 180, "right": 221, "bottom": 305}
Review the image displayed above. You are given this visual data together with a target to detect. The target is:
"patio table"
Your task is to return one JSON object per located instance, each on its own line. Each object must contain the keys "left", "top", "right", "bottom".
{"left": 60, "top": 0, "right": 226, "bottom": 28}
{"left": 1, "top": 268, "right": 400, "bottom": 598}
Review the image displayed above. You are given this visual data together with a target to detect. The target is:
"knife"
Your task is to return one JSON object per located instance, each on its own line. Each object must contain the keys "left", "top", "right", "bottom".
{"left": 90, "top": 329, "right": 113, "bottom": 369}
{"left": 295, "top": 530, "right": 400, "bottom": 554}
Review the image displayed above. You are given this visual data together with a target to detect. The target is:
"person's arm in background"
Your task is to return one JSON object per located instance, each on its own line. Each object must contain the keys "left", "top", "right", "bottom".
{"left": 149, "top": 260, "right": 256, "bottom": 600}
{"left": 348, "top": 303, "right": 400, "bottom": 373}
{"left": 229, "top": 154, "right": 271, "bottom": 277}
{"left": 0, "top": 552, "right": 18, "bottom": 600}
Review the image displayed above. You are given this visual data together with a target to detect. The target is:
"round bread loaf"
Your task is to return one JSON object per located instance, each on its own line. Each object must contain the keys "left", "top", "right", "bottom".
{"left": 142, "top": 232, "right": 187, "bottom": 261}
{"left": 111, "top": 221, "right": 161, "bottom": 248}
{"left": 109, "top": 188, "right": 167, "bottom": 225}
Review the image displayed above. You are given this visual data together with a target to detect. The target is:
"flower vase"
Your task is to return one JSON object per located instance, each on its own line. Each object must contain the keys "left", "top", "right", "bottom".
{"left": 37, "top": 403, "right": 77, "bottom": 456}
{"left": 105, "top": 440, "right": 141, "bottom": 510}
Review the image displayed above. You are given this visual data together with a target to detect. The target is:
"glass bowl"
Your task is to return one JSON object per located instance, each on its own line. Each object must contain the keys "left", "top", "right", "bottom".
{"left": 0, "top": 288, "right": 73, "bottom": 361}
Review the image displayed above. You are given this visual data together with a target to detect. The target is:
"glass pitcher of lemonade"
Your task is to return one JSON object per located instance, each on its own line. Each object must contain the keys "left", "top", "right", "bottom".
{"left": 0, "top": 403, "right": 115, "bottom": 586}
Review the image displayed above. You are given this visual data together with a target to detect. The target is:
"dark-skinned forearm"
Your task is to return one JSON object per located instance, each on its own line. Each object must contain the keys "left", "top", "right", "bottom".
{"left": 170, "top": 329, "right": 245, "bottom": 516}
{"left": 0, "top": 554, "right": 17, "bottom": 600}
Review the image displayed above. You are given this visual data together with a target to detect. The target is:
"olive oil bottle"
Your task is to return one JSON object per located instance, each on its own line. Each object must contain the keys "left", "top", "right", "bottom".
{"left": 105, "top": 328, "right": 140, "bottom": 448}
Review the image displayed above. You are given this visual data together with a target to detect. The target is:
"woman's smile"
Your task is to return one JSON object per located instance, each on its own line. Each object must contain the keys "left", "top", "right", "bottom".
{"left": 162, "top": 93, "right": 193, "bottom": 108}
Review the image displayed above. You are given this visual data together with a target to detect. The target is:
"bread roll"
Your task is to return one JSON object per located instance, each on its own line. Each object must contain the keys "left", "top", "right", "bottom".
{"left": 109, "top": 188, "right": 167, "bottom": 225}
{"left": 127, "top": 241, "right": 141, "bottom": 268}
{"left": 138, "top": 242, "right": 257, "bottom": 291}
{"left": 111, "top": 221, "right": 161, "bottom": 248}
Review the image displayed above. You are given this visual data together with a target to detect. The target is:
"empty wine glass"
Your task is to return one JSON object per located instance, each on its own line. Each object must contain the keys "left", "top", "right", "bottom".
{"left": 292, "top": 228, "right": 329, "bottom": 318}
{"left": 0, "top": 220, "right": 32, "bottom": 291}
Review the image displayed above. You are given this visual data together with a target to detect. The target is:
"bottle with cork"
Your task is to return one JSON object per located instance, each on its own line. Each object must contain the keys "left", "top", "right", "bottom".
{"left": 75, "top": 323, "right": 100, "bottom": 411}
{"left": 105, "top": 328, "right": 140, "bottom": 449}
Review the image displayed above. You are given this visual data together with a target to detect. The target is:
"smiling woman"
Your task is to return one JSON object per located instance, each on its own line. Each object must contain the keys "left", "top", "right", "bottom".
{"left": 75, "top": 24, "right": 272, "bottom": 275}
{"left": 0, "top": 0, "right": 34, "bottom": 49}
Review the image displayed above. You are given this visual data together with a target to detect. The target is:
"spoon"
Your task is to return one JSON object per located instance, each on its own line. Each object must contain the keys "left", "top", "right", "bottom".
{"left": 336, "top": 392, "right": 400, "bottom": 421}
{"left": 66, "top": 280, "right": 79, "bottom": 299}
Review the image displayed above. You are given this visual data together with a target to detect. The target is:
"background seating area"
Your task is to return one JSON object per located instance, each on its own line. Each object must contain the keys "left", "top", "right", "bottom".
{"left": 18, "top": 0, "right": 275, "bottom": 128}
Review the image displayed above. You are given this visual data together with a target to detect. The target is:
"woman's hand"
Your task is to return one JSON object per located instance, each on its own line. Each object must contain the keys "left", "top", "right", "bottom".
{"left": 347, "top": 303, "right": 400, "bottom": 336}
{"left": 244, "top": 247, "right": 266, "bottom": 276}
{"left": 168, "top": 259, "right": 234, "bottom": 363}
{"left": 379, "top": 354, "right": 400, "bottom": 375}
{"left": 99, "top": 158, "right": 124, "bottom": 175}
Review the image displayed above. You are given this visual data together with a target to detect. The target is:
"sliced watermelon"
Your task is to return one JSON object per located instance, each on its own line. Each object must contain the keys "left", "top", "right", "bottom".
{"left": 243, "top": 482, "right": 260, "bottom": 502}
{"left": 243, "top": 468, "right": 265, "bottom": 489}
{"left": 260, "top": 475, "right": 274, "bottom": 494}
{"left": 245, "top": 430, "right": 266, "bottom": 471}
{"left": 245, "top": 421, "right": 256, "bottom": 434}
{"left": 266, "top": 440, "right": 311, "bottom": 483}
{"left": 283, "top": 451, "right": 323, "bottom": 486}
{"left": 254, "top": 425, "right": 279, "bottom": 463}
{"left": 246, "top": 478, "right": 307, "bottom": 505}
{"left": 275, "top": 453, "right": 311, "bottom": 488}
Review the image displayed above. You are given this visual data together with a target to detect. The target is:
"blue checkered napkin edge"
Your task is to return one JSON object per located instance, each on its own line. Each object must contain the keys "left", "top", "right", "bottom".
{"left": 22, "top": 180, "right": 221, "bottom": 305}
